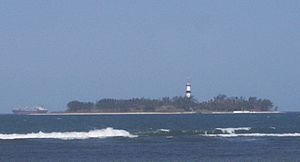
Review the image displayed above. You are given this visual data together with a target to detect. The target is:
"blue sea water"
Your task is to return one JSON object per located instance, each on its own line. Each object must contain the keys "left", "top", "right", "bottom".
{"left": 0, "top": 113, "right": 300, "bottom": 162}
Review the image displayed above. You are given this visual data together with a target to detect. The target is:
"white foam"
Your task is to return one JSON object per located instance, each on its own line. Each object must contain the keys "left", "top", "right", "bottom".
{"left": 158, "top": 129, "right": 170, "bottom": 132}
{"left": 203, "top": 133, "right": 300, "bottom": 137}
{"left": 0, "top": 127, "right": 137, "bottom": 140}
{"left": 215, "top": 127, "right": 251, "bottom": 134}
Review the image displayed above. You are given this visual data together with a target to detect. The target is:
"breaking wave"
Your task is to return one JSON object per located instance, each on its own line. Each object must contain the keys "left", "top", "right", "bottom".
{"left": 0, "top": 127, "right": 137, "bottom": 140}
{"left": 215, "top": 127, "right": 251, "bottom": 134}
{"left": 3, "top": 127, "right": 299, "bottom": 140}
{"left": 204, "top": 127, "right": 300, "bottom": 137}
{"left": 137, "top": 127, "right": 300, "bottom": 138}
{"left": 202, "top": 133, "right": 300, "bottom": 137}
{"left": 158, "top": 129, "right": 170, "bottom": 132}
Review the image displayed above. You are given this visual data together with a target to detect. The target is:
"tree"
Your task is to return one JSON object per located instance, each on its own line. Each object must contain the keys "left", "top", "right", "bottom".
{"left": 65, "top": 95, "right": 275, "bottom": 113}
{"left": 67, "top": 100, "right": 94, "bottom": 112}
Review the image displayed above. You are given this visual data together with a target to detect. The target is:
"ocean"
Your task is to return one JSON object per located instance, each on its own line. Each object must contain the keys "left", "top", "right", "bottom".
{"left": 0, "top": 113, "right": 300, "bottom": 162}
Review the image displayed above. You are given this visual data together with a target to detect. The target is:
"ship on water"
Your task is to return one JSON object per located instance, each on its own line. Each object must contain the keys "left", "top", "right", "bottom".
{"left": 12, "top": 106, "right": 48, "bottom": 115}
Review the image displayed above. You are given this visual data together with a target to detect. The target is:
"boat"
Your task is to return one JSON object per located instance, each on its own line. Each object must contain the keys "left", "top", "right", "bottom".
{"left": 12, "top": 106, "right": 48, "bottom": 115}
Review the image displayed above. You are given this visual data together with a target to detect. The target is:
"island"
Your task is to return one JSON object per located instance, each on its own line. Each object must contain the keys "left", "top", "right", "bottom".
{"left": 64, "top": 95, "right": 276, "bottom": 114}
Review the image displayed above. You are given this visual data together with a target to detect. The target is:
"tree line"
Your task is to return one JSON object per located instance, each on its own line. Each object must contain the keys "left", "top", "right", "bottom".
{"left": 66, "top": 95, "right": 275, "bottom": 113}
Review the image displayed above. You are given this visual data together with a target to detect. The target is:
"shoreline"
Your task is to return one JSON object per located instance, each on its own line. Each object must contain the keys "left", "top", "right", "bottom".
{"left": 29, "top": 112, "right": 197, "bottom": 115}
{"left": 209, "top": 111, "right": 281, "bottom": 114}
{"left": 27, "top": 111, "right": 283, "bottom": 115}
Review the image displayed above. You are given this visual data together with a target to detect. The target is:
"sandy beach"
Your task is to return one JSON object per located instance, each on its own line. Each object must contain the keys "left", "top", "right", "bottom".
{"left": 29, "top": 112, "right": 198, "bottom": 115}
{"left": 28, "top": 111, "right": 282, "bottom": 115}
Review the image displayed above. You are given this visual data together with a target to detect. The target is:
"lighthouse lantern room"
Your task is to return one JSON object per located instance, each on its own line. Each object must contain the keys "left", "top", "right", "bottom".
{"left": 185, "top": 81, "right": 191, "bottom": 98}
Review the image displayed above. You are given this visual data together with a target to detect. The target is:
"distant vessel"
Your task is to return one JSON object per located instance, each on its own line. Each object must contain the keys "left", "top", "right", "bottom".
{"left": 12, "top": 106, "right": 48, "bottom": 115}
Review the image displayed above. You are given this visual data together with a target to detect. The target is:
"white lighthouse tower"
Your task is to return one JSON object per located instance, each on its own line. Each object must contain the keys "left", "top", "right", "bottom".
{"left": 185, "top": 80, "right": 191, "bottom": 98}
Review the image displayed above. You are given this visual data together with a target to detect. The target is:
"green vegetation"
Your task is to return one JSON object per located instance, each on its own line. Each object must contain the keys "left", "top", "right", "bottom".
{"left": 66, "top": 95, "right": 275, "bottom": 113}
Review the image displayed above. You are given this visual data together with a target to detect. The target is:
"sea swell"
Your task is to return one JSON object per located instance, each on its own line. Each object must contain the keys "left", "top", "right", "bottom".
{"left": 202, "top": 133, "right": 300, "bottom": 137}
{"left": 203, "top": 127, "right": 300, "bottom": 137}
{"left": 215, "top": 127, "right": 251, "bottom": 134}
{"left": 1, "top": 127, "right": 300, "bottom": 140}
{"left": 136, "top": 127, "right": 300, "bottom": 138}
{"left": 0, "top": 127, "right": 137, "bottom": 140}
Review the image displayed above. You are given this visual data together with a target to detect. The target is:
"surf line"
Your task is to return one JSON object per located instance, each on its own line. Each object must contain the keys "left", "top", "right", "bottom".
{"left": 0, "top": 127, "right": 137, "bottom": 140}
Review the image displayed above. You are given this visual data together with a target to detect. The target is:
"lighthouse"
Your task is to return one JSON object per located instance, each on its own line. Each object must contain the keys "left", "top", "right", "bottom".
{"left": 185, "top": 80, "right": 191, "bottom": 98}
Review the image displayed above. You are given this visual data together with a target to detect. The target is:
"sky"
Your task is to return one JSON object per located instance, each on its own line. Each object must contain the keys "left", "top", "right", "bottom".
{"left": 0, "top": 0, "right": 299, "bottom": 113}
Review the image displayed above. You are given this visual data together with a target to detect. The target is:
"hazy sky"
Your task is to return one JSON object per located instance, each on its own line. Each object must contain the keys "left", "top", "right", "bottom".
{"left": 1, "top": 0, "right": 299, "bottom": 113}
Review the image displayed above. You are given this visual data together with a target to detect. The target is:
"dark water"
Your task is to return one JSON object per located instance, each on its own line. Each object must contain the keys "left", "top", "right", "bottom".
{"left": 0, "top": 113, "right": 300, "bottom": 162}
